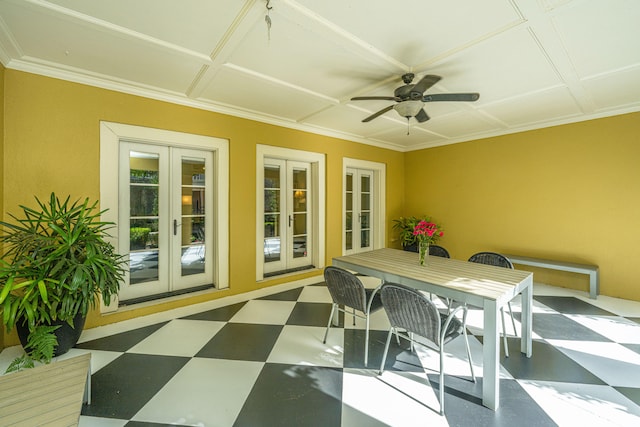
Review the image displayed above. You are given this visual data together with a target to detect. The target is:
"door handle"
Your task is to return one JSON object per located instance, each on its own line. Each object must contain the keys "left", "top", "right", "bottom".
{"left": 173, "top": 219, "right": 180, "bottom": 235}
{"left": 288, "top": 215, "right": 292, "bottom": 227}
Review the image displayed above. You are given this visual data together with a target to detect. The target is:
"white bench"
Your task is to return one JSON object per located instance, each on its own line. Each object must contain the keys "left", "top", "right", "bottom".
{"left": 504, "top": 254, "right": 599, "bottom": 299}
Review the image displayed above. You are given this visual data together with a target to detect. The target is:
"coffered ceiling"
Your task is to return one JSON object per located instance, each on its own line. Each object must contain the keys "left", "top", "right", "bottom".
{"left": 0, "top": 0, "right": 638, "bottom": 151}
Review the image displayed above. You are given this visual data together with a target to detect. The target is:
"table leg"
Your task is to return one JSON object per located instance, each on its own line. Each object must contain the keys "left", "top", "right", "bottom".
{"left": 482, "top": 300, "right": 500, "bottom": 410}
{"left": 521, "top": 277, "right": 533, "bottom": 357}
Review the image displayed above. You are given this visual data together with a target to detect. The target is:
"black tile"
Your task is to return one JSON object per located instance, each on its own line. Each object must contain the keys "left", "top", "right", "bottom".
{"left": 623, "top": 343, "right": 640, "bottom": 355}
{"left": 258, "top": 287, "right": 304, "bottom": 301}
{"left": 615, "top": 386, "right": 640, "bottom": 407}
{"left": 534, "top": 296, "right": 616, "bottom": 316}
{"left": 233, "top": 363, "right": 342, "bottom": 427}
{"left": 82, "top": 353, "right": 190, "bottom": 420}
{"left": 76, "top": 322, "right": 169, "bottom": 352}
{"left": 500, "top": 339, "right": 606, "bottom": 385}
{"left": 180, "top": 301, "right": 246, "bottom": 321}
{"left": 125, "top": 422, "right": 190, "bottom": 427}
{"left": 530, "top": 313, "right": 612, "bottom": 341}
{"left": 195, "top": 323, "right": 283, "bottom": 361}
{"left": 343, "top": 329, "right": 423, "bottom": 371}
{"left": 434, "top": 377, "right": 557, "bottom": 427}
{"left": 286, "top": 301, "right": 333, "bottom": 327}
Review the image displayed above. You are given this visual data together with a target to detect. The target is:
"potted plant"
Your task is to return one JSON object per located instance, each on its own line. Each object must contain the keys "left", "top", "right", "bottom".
{"left": 392, "top": 215, "right": 428, "bottom": 251}
{"left": 392, "top": 215, "right": 444, "bottom": 253}
{"left": 0, "top": 193, "right": 126, "bottom": 370}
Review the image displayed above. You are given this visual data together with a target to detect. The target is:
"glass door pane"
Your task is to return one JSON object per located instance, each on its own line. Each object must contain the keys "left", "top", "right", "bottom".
{"left": 119, "top": 143, "right": 170, "bottom": 301}
{"left": 263, "top": 160, "right": 287, "bottom": 274}
{"left": 344, "top": 168, "right": 373, "bottom": 254}
{"left": 360, "top": 173, "right": 372, "bottom": 250}
{"left": 172, "top": 149, "right": 213, "bottom": 290}
{"left": 345, "top": 172, "right": 353, "bottom": 251}
{"left": 292, "top": 167, "right": 308, "bottom": 260}
{"left": 129, "top": 152, "right": 160, "bottom": 285}
{"left": 180, "top": 157, "right": 206, "bottom": 277}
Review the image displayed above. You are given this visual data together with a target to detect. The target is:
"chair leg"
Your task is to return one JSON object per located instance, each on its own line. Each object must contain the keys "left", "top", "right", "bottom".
{"left": 364, "top": 312, "right": 370, "bottom": 366}
{"left": 439, "top": 348, "right": 445, "bottom": 415}
{"left": 501, "top": 308, "right": 509, "bottom": 358}
{"left": 462, "top": 312, "right": 476, "bottom": 383}
{"left": 323, "top": 304, "right": 336, "bottom": 344}
{"left": 379, "top": 328, "right": 394, "bottom": 375}
{"left": 508, "top": 302, "right": 518, "bottom": 336}
{"left": 462, "top": 328, "right": 476, "bottom": 382}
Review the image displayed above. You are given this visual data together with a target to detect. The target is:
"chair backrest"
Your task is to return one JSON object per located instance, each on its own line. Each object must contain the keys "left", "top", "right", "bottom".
{"left": 429, "top": 245, "right": 450, "bottom": 258}
{"left": 468, "top": 252, "right": 514, "bottom": 269}
{"left": 380, "top": 283, "right": 440, "bottom": 345}
{"left": 323, "top": 266, "right": 368, "bottom": 312}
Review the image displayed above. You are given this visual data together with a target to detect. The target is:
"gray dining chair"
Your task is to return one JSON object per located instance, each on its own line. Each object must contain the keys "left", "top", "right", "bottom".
{"left": 323, "top": 266, "right": 384, "bottom": 366}
{"left": 468, "top": 252, "right": 518, "bottom": 357}
{"left": 379, "top": 282, "right": 475, "bottom": 415}
{"left": 428, "top": 245, "right": 450, "bottom": 258}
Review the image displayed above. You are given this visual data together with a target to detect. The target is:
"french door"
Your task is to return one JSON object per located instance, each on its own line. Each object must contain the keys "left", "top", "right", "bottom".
{"left": 263, "top": 159, "right": 312, "bottom": 275}
{"left": 118, "top": 142, "right": 214, "bottom": 301}
{"left": 344, "top": 168, "right": 374, "bottom": 254}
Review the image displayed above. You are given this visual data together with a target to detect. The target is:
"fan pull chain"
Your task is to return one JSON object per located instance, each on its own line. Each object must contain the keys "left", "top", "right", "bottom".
{"left": 265, "top": 0, "right": 273, "bottom": 42}
{"left": 406, "top": 118, "right": 410, "bottom": 135}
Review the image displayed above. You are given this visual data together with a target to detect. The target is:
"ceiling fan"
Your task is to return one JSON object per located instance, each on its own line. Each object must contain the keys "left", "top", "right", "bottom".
{"left": 351, "top": 73, "right": 480, "bottom": 125}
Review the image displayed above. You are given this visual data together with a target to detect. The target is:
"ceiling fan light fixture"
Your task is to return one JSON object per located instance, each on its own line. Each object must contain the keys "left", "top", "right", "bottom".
{"left": 393, "top": 100, "right": 423, "bottom": 118}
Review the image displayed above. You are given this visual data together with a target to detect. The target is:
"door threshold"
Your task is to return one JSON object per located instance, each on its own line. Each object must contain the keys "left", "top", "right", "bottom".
{"left": 119, "top": 284, "right": 214, "bottom": 307}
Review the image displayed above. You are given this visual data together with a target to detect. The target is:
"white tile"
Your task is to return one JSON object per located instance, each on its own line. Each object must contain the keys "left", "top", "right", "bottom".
{"left": 62, "top": 348, "right": 122, "bottom": 374}
{"left": 413, "top": 333, "right": 513, "bottom": 380}
{"left": 549, "top": 340, "right": 640, "bottom": 388}
{"left": 78, "top": 416, "right": 127, "bottom": 427}
{"left": 297, "top": 285, "right": 332, "bottom": 303}
{"left": 132, "top": 358, "right": 264, "bottom": 426}
{"left": 341, "top": 368, "right": 448, "bottom": 427}
{"left": 128, "top": 319, "right": 225, "bottom": 357}
{"left": 566, "top": 314, "right": 640, "bottom": 345}
{"left": 343, "top": 308, "right": 390, "bottom": 332}
{"left": 267, "top": 325, "right": 343, "bottom": 368}
{"left": 519, "top": 380, "right": 640, "bottom": 427}
{"left": 229, "top": 299, "right": 296, "bottom": 325}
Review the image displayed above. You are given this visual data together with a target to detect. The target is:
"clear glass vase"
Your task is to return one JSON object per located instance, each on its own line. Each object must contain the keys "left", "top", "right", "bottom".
{"left": 419, "top": 241, "right": 429, "bottom": 266}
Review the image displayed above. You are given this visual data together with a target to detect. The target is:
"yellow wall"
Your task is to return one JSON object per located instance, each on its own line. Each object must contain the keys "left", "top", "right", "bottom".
{"left": 1, "top": 70, "right": 404, "bottom": 346}
{"left": 404, "top": 112, "right": 640, "bottom": 301}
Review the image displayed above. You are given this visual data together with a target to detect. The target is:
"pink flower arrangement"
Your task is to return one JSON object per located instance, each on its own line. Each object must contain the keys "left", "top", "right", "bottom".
{"left": 412, "top": 220, "right": 444, "bottom": 245}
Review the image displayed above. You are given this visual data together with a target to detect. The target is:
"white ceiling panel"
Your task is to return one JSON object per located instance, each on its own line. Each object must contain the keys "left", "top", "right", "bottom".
{"left": 582, "top": 66, "right": 640, "bottom": 112}
{"left": 228, "top": 8, "right": 399, "bottom": 100}
{"left": 480, "top": 87, "right": 583, "bottom": 127}
{"left": 415, "top": 111, "right": 502, "bottom": 140}
{"left": 551, "top": 0, "right": 640, "bottom": 78}
{"left": 46, "top": 0, "right": 243, "bottom": 55}
{"left": 0, "top": 1, "right": 205, "bottom": 92}
{"left": 201, "top": 66, "right": 334, "bottom": 121}
{"left": 295, "top": 0, "right": 523, "bottom": 65}
{"left": 0, "top": 0, "right": 637, "bottom": 151}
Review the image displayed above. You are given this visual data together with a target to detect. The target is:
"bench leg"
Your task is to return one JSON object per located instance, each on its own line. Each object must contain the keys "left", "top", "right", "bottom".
{"left": 589, "top": 270, "right": 599, "bottom": 300}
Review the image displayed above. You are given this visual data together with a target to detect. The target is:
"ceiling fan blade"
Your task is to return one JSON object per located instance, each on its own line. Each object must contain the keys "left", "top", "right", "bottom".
{"left": 412, "top": 74, "right": 442, "bottom": 94}
{"left": 351, "top": 96, "right": 401, "bottom": 101}
{"left": 415, "top": 108, "right": 430, "bottom": 123}
{"left": 423, "top": 93, "right": 480, "bottom": 102}
{"left": 362, "top": 105, "right": 394, "bottom": 122}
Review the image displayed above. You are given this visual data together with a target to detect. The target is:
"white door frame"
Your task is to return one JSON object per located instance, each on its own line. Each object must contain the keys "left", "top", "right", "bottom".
{"left": 342, "top": 158, "right": 386, "bottom": 255}
{"left": 100, "top": 121, "right": 229, "bottom": 312}
{"left": 256, "top": 145, "right": 325, "bottom": 281}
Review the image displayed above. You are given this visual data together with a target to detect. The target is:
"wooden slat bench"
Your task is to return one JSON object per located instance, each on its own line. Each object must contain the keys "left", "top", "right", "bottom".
{"left": 0, "top": 352, "right": 91, "bottom": 427}
{"left": 504, "top": 254, "right": 599, "bottom": 299}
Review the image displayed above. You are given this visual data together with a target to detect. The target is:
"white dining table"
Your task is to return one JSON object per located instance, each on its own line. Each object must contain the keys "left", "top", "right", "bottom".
{"left": 332, "top": 248, "right": 533, "bottom": 411}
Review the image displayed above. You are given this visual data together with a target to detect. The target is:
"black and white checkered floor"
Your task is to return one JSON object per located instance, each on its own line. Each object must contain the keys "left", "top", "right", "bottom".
{"left": 2, "top": 280, "right": 640, "bottom": 426}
